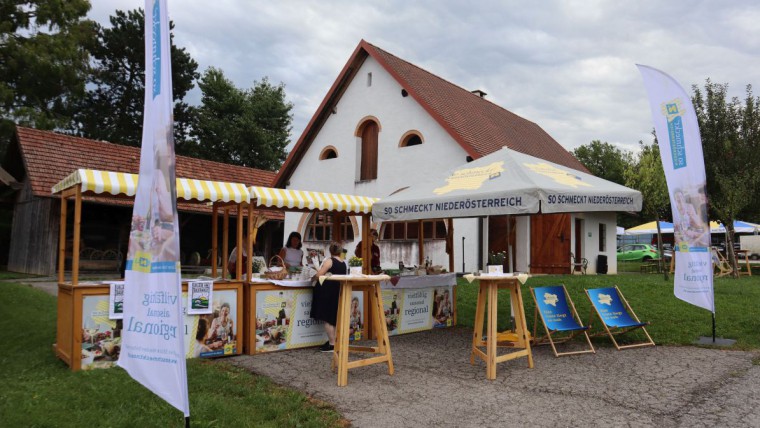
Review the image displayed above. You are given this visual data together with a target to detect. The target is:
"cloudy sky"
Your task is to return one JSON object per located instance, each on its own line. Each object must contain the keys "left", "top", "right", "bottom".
{"left": 88, "top": 1, "right": 760, "bottom": 154}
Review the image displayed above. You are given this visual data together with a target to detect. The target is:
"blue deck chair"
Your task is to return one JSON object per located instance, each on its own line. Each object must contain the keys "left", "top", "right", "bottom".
{"left": 530, "top": 285, "right": 595, "bottom": 357}
{"left": 585, "top": 286, "right": 655, "bottom": 350}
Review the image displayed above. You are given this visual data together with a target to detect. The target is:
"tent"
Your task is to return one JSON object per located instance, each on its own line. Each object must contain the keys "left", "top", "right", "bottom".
{"left": 709, "top": 221, "right": 759, "bottom": 234}
{"left": 626, "top": 220, "right": 758, "bottom": 235}
{"left": 372, "top": 147, "right": 642, "bottom": 221}
{"left": 625, "top": 221, "right": 674, "bottom": 235}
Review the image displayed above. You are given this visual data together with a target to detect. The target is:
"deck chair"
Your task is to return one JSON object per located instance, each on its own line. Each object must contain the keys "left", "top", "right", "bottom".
{"left": 531, "top": 285, "right": 595, "bottom": 357}
{"left": 711, "top": 248, "right": 733, "bottom": 277}
{"left": 570, "top": 252, "right": 588, "bottom": 274}
{"left": 585, "top": 286, "right": 655, "bottom": 351}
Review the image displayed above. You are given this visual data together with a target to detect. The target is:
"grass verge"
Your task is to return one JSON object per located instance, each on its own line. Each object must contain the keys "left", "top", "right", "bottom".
{"left": 456, "top": 274, "right": 760, "bottom": 350}
{"left": 0, "top": 281, "right": 345, "bottom": 428}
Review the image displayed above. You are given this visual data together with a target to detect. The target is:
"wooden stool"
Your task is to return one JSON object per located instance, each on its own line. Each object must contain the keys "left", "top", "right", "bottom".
{"left": 325, "top": 276, "right": 394, "bottom": 386}
{"left": 470, "top": 276, "right": 534, "bottom": 380}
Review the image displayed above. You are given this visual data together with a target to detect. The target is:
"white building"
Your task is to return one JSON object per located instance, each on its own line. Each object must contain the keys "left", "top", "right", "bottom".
{"left": 274, "top": 40, "right": 618, "bottom": 274}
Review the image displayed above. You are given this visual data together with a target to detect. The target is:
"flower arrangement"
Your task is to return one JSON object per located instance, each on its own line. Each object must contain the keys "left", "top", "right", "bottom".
{"left": 488, "top": 251, "right": 507, "bottom": 266}
{"left": 348, "top": 256, "right": 363, "bottom": 267}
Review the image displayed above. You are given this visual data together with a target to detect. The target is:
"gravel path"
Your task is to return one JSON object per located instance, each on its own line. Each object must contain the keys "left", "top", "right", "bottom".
{"left": 231, "top": 327, "right": 760, "bottom": 427}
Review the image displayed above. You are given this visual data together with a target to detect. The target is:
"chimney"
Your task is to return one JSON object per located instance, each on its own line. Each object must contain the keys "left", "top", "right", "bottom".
{"left": 471, "top": 89, "right": 487, "bottom": 98}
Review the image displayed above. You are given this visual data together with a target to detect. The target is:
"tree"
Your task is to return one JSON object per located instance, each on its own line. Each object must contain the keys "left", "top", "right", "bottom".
{"left": 571, "top": 140, "right": 633, "bottom": 185}
{"left": 624, "top": 139, "right": 670, "bottom": 223}
{"left": 692, "top": 80, "right": 760, "bottom": 276}
{"left": 0, "top": 0, "right": 93, "bottom": 150}
{"left": 71, "top": 8, "right": 199, "bottom": 151}
{"left": 191, "top": 68, "right": 292, "bottom": 170}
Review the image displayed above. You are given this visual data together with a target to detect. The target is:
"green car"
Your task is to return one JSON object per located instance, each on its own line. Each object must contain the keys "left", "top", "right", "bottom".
{"left": 617, "top": 244, "right": 661, "bottom": 262}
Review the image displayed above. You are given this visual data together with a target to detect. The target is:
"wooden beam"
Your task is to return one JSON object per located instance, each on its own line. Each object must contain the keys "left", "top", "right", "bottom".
{"left": 58, "top": 194, "right": 68, "bottom": 284}
{"left": 418, "top": 219, "right": 424, "bottom": 265}
{"left": 236, "top": 204, "right": 243, "bottom": 280}
{"left": 72, "top": 186, "right": 82, "bottom": 286}
{"left": 212, "top": 204, "right": 218, "bottom": 277}
{"left": 222, "top": 208, "right": 229, "bottom": 279}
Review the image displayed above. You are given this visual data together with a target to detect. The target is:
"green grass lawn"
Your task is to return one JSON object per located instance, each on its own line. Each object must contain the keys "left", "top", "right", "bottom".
{"left": 3, "top": 272, "right": 758, "bottom": 426}
{"left": 456, "top": 274, "right": 760, "bottom": 350}
{"left": 0, "top": 282, "right": 345, "bottom": 428}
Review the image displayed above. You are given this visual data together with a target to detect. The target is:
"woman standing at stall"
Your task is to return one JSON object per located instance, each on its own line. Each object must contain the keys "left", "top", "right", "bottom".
{"left": 279, "top": 231, "right": 304, "bottom": 270}
{"left": 311, "top": 242, "right": 346, "bottom": 352}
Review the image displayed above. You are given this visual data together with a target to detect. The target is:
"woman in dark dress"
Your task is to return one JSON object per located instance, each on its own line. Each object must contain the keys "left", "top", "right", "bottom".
{"left": 311, "top": 242, "right": 346, "bottom": 352}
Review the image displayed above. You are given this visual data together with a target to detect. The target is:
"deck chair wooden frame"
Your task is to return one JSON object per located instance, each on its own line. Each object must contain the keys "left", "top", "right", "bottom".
{"left": 712, "top": 248, "right": 733, "bottom": 277}
{"left": 531, "top": 285, "right": 595, "bottom": 357}
{"left": 585, "top": 286, "right": 655, "bottom": 351}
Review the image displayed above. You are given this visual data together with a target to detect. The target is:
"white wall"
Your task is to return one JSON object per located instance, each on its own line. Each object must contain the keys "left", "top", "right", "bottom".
{"left": 282, "top": 56, "right": 623, "bottom": 274}
{"left": 570, "top": 212, "right": 618, "bottom": 274}
{"left": 284, "top": 56, "right": 480, "bottom": 271}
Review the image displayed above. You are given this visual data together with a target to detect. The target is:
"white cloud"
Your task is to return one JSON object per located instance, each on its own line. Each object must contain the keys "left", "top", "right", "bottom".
{"left": 88, "top": 0, "right": 760, "bottom": 156}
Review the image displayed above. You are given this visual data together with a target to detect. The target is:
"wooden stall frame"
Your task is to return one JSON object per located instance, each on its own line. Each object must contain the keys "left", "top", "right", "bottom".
{"left": 53, "top": 174, "right": 251, "bottom": 371}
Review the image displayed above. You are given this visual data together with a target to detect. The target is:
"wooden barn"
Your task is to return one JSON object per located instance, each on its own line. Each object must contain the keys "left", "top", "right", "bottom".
{"left": 2, "top": 127, "right": 283, "bottom": 275}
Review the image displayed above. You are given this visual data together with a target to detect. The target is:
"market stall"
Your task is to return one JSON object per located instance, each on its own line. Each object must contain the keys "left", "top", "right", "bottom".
{"left": 51, "top": 169, "right": 249, "bottom": 371}
{"left": 224, "top": 186, "right": 379, "bottom": 355}
{"left": 372, "top": 147, "right": 642, "bottom": 378}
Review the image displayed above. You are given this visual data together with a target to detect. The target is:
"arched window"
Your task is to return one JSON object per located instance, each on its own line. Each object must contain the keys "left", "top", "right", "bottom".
{"left": 304, "top": 213, "right": 355, "bottom": 242}
{"left": 399, "top": 131, "right": 423, "bottom": 147}
{"left": 319, "top": 146, "right": 338, "bottom": 160}
{"left": 359, "top": 120, "right": 379, "bottom": 180}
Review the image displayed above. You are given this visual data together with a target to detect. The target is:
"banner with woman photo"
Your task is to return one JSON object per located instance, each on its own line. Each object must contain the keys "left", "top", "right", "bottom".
{"left": 118, "top": 0, "right": 190, "bottom": 418}
{"left": 638, "top": 65, "right": 714, "bottom": 313}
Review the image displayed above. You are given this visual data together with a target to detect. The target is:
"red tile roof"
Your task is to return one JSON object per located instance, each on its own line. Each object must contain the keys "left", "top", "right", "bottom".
{"left": 275, "top": 40, "right": 588, "bottom": 187}
{"left": 13, "top": 126, "right": 282, "bottom": 217}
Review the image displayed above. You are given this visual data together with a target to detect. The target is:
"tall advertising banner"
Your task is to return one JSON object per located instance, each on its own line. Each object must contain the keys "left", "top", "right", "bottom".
{"left": 118, "top": 0, "right": 190, "bottom": 417}
{"left": 637, "top": 65, "right": 714, "bottom": 313}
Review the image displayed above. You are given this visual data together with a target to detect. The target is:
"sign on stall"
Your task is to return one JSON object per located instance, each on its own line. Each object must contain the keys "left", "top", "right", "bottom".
{"left": 187, "top": 280, "right": 213, "bottom": 315}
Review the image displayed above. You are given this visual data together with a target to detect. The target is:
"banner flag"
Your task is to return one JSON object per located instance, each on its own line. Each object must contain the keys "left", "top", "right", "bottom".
{"left": 118, "top": 0, "right": 190, "bottom": 417}
{"left": 637, "top": 64, "right": 714, "bottom": 313}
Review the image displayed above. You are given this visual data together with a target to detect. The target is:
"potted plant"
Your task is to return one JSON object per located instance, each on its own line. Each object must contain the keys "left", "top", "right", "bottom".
{"left": 348, "top": 256, "right": 363, "bottom": 275}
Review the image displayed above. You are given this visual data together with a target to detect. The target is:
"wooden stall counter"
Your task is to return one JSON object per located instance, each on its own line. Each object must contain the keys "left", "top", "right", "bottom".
{"left": 464, "top": 273, "right": 534, "bottom": 380}
{"left": 54, "top": 280, "right": 244, "bottom": 372}
{"left": 244, "top": 277, "right": 372, "bottom": 355}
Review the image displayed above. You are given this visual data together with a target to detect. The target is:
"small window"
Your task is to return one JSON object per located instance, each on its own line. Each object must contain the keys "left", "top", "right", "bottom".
{"left": 319, "top": 146, "right": 338, "bottom": 160}
{"left": 367, "top": 72, "right": 372, "bottom": 87}
{"left": 599, "top": 224, "right": 606, "bottom": 252}
{"left": 381, "top": 220, "right": 446, "bottom": 240}
{"left": 399, "top": 131, "right": 424, "bottom": 147}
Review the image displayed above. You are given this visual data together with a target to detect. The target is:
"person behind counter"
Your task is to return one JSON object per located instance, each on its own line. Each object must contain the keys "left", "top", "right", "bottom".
{"left": 227, "top": 234, "right": 248, "bottom": 279}
{"left": 311, "top": 242, "right": 346, "bottom": 352}
{"left": 279, "top": 231, "right": 304, "bottom": 270}
{"left": 354, "top": 228, "right": 381, "bottom": 273}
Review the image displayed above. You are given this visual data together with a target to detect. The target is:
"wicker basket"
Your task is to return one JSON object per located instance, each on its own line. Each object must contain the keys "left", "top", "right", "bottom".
{"left": 265, "top": 255, "right": 288, "bottom": 280}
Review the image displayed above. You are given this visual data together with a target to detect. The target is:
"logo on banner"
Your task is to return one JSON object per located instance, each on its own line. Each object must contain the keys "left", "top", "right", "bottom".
{"left": 661, "top": 99, "right": 687, "bottom": 169}
{"left": 524, "top": 162, "right": 592, "bottom": 188}
{"left": 434, "top": 162, "right": 504, "bottom": 194}
{"left": 543, "top": 293, "right": 558, "bottom": 307}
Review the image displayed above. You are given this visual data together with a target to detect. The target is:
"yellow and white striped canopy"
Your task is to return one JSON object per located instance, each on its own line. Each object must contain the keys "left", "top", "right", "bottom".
{"left": 52, "top": 169, "right": 249, "bottom": 203}
{"left": 249, "top": 186, "right": 377, "bottom": 214}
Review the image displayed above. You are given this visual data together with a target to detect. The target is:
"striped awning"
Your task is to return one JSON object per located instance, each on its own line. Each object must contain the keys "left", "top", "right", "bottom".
{"left": 52, "top": 169, "right": 249, "bottom": 203}
{"left": 249, "top": 186, "right": 377, "bottom": 214}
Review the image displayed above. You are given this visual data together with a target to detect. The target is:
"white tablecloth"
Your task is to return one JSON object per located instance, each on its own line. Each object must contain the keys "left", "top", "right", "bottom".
{"left": 462, "top": 273, "right": 530, "bottom": 285}
{"left": 380, "top": 272, "right": 457, "bottom": 289}
{"left": 248, "top": 277, "right": 314, "bottom": 288}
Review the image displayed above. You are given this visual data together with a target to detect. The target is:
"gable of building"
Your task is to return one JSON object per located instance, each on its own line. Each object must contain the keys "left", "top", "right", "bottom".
{"left": 275, "top": 39, "right": 588, "bottom": 188}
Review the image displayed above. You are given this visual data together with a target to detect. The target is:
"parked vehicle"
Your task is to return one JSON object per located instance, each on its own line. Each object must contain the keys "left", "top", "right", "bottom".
{"left": 740, "top": 235, "right": 760, "bottom": 260}
{"left": 617, "top": 244, "right": 662, "bottom": 262}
